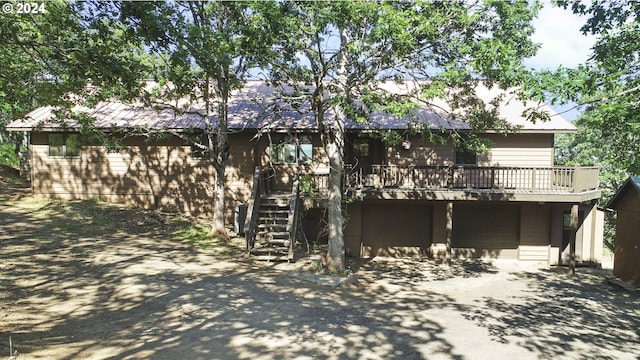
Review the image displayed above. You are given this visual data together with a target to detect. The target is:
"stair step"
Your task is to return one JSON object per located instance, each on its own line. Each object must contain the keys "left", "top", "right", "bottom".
{"left": 256, "top": 234, "right": 289, "bottom": 239}
{"left": 260, "top": 207, "right": 289, "bottom": 213}
{"left": 251, "top": 245, "right": 290, "bottom": 252}
{"left": 249, "top": 254, "right": 292, "bottom": 261}
{"left": 248, "top": 191, "right": 296, "bottom": 262}
{"left": 260, "top": 198, "right": 290, "bottom": 203}
{"left": 258, "top": 224, "right": 288, "bottom": 231}
{"left": 258, "top": 218, "right": 288, "bottom": 224}
{"left": 256, "top": 231, "right": 290, "bottom": 237}
{"left": 259, "top": 209, "right": 289, "bottom": 214}
{"left": 257, "top": 238, "right": 290, "bottom": 245}
{"left": 260, "top": 202, "right": 290, "bottom": 207}
{"left": 261, "top": 193, "right": 290, "bottom": 199}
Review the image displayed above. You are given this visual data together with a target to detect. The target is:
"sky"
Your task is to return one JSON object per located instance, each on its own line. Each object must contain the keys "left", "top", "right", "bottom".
{"left": 525, "top": 1, "right": 597, "bottom": 120}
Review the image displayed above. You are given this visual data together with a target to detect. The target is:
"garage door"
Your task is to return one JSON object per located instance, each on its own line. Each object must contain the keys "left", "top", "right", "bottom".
{"left": 362, "top": 203, "right": 432, "bottom": 249}
{"left": 453, "top": 205, "right": 519, "bottom": 251}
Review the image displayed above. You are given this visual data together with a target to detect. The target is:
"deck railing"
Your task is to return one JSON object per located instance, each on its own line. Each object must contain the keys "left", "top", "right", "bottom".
{"left": 343, "top": 164, "right": 600, "bottom": 193}
{"left": 245, "top": 167, "right": 262, "bottom": 254}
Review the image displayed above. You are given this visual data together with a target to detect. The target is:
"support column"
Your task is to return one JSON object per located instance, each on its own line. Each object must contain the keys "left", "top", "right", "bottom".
{"left": 446, "top": 202, "right": 453, "bottom": 265}
{"left": 569, "top": 204, "right": 578, "bottom": 276}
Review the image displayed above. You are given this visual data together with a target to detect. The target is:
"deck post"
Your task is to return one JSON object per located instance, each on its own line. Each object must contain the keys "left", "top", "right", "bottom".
{"left": 447, "top": 164, "right": 454, "bottom": 190}
{"left": 569, "top": 204, "right": 578, "bottom": 276}
{"left": 445, "top": 201, "right": 453, "bottom": 265}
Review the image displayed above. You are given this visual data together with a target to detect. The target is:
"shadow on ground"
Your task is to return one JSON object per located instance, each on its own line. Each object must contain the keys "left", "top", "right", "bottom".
{"left": 0, "top": 196, "right": 466, "bottom": 359}
{"left": 1, "top": 190, "right": 639, "bottom": 359}
{"left": 462, "top": 268, "right": 640, "bottom": 360}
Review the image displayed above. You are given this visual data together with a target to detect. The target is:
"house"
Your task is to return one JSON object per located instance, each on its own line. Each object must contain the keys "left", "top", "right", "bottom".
{"left": 6, "top": 81, "right": 603, "bottom": 264}
{"left": 606, "top": 176, "right": 640, "bottom": 284}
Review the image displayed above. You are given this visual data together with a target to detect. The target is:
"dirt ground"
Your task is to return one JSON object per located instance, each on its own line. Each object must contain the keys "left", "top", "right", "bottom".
{"left": 1, "top": 172, "right": 639, "bottom": 359}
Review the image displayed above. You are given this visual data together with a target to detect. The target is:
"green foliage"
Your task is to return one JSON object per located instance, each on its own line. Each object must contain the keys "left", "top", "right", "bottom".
{"left": 269, "top": 1, "right": 542, "bottom": 129}
{"left": 0, "top": 143, "right": 20, "bottom": 168}
{"left": 0, "top": 0, "right": 151, "bottom": 129}
{"left": 551, "top": 1, "right": 640, "bottom": 175}
{"left": 555, "top": 122, "right": 627, "bottom": 252}
{"left": 546, "top": 0, "right": 640, "bottom": 250}
{"left": 299, "top": 174, "right": 318, "bottom": 200}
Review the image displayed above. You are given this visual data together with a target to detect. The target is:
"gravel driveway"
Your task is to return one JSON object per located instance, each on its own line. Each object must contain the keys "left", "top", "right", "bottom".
{"left": 1, "top": 194, "right": 639, "bottom": 359}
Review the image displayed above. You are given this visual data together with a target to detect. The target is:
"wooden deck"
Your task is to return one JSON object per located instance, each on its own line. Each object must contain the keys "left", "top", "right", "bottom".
{"left": 343, "top": 165, "right": 599, "bottom": 193}
{"left": 255, "top": 164, "right": 601, "bottom": 204}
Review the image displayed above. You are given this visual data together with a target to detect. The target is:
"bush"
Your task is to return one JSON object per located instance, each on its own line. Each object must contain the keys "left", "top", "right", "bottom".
{"left": 0, "top": 143, "right": 20, "bottom": 169}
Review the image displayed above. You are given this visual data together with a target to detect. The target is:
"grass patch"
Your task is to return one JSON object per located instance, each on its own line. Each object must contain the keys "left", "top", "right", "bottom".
{"left": 11, "top": 196, "right": 50, "bottom": 211}
{"left": 172, "top": 222, "right": 220, "bottom": 249}
{"left": 25, "top": 198, "right": 116, "bottom": 235}
{"left": 8, "top": 194, "right": 244, "bottom": 256}
{"left": 172, "top": 221, "right": 244, "bottom": 257}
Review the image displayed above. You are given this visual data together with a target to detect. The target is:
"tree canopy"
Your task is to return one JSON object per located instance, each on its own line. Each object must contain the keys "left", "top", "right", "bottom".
{"left": 2, "top": 1, "right": 558, "bottom": 270}
{"left": 267, "top": 0, "right": 542, "bottom": 270}
{"left": 75, "top": 0, "right": 284, "bottom": 235}
{"left": 0, "top": 0, "right": 149, "bottom": 141}
{"left": 556, "top": 0, "right": 640, "bottom": 175}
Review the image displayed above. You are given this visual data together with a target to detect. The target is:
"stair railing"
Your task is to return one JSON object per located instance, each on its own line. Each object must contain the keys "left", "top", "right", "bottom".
{"left": 285, "top": 173, "right": 301, "bottom": 261}
{"left": 245, "top": 166, "right": 263, "bottom": 256}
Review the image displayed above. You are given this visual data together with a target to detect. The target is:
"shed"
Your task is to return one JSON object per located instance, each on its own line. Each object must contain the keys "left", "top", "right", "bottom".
{"left": 606, "top": 176, "right": 640, "bottom": 285}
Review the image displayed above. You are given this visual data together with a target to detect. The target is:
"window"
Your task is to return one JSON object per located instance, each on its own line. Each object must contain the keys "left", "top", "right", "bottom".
{"left": 562, "top": 211, "right": 584, "bottom": 230}
{"left": 270, "top": 135, "right": 313, "bottom": 164}
{"left": 353, "top": 142, "right": 370, "bottom": 158}
{"left": 48, "top": 133, "right": 81, "bottom": 157}
{"left": 455, "top": 146, "right": 477, "bottom": 165}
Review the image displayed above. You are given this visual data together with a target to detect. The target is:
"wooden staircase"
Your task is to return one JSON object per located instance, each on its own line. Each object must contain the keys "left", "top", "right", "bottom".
{"left": 245, "top": 167, "right": 299, "bottom": 262}
{"left": 250, "top": 193, "right": 294, "bottom": 261}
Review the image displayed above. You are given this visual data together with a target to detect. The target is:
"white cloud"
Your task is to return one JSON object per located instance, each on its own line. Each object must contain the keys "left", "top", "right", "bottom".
{"left": 525, "top": 2, "right": 597, "bottom": 70}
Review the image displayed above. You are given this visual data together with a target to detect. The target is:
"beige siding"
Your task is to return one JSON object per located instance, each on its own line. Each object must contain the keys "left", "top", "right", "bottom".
{"left": 384, "top": 134, "right": 554, "bottom": 168}
{"left": 480, "top": 134, "right": 554, "bottom": 167}
{"left": 551, "top": 204, "right": 604, "bottom": 266}
{"left": 30, "top": 131, "right": 335, "bottom": 223}
{"left": 386, "top": 136, "right": 454, "bottom": 166}
{"left": 30, "top": 132, "right": 230, "bottom": 218}
{"left": 580, "top": 204, "right": 604, "bottom": 263}
{"left": 225, "top": 133, "right": 257, "bottom": 220}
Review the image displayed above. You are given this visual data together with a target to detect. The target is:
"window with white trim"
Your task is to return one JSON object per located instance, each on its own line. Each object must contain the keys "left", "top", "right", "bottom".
{"left": 270, "top": 135, "right": 313, "bottom": 164}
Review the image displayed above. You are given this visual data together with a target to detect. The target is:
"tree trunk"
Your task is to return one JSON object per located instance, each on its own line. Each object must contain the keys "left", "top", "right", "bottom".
{"left": 326, "top": 139, "right": 344, "bottom": 272}
{"left": 212, "top": 163, "right": 227, "bottom": 237}
{"left": 212, "top": 84, "right": 229, "bottom": 238}
{"left": 324, "top": 26, "right": 350, "bottom": 273}
{"left": 445, "top": 202, "right": 453, "bottom": 266}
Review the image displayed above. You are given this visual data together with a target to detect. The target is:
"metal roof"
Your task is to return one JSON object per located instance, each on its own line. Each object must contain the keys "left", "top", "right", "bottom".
{"left": 606, "top": 176, "right": 640, "bottom": 210}
{"left": 6, "top": 81, "right": 576, "bottom": 133}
